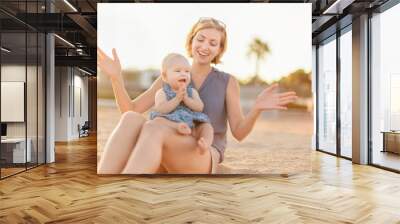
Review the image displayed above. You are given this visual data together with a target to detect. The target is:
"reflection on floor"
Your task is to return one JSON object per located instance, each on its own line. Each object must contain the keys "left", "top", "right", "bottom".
{"left": 0, "top": 167, "right": 25, "bottom": 178}
{"left": 0, "top": 163, "right": 41, "bottom": 178}
{"left": 373, "top": 150, "right": 400, "bottom": 170}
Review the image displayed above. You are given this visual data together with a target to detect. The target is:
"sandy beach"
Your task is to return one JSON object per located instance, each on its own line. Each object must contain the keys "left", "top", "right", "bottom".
{"left": 97, "top": 99, "right": 313, "bottom": 174}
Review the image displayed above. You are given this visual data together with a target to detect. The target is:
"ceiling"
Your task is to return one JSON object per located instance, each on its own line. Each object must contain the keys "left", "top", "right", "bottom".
{"left": 0, "top": 0, "right": 392, "bottom": 75}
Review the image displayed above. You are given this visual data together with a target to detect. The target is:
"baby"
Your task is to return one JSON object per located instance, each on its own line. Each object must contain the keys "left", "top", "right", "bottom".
{"left": 149, "top": 53, "right": 213, "bottom": 154}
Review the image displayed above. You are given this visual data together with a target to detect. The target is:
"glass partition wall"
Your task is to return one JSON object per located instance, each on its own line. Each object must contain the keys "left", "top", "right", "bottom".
{"left": 316, "top": 25, "right": 353, "bottom": 159}
{"left": 0, "top": 30, "right": 27, "bottom": 177}
{"left": 0, "top": 1, "right": 46, "bottom": 179}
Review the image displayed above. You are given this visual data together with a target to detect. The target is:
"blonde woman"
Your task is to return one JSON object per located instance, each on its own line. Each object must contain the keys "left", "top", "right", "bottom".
{"left": 97, "top": 17, "right": 298, "bottom": 174}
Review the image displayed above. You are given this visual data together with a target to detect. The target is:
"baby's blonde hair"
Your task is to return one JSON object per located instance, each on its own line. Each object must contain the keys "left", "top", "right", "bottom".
{"left": 185, "top": 18, "right": 227, "bottom": 64}
{"left": 161, "top": 53, "right": 189, "bottom": 80}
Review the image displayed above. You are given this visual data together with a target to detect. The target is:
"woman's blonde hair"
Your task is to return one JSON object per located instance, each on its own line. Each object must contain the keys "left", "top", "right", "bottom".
{"left": 185, "top": 18, "right": 227, "bottom": 64}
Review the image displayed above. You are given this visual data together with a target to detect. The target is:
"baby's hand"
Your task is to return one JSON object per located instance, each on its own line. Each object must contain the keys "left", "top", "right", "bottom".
{"left": 176, "top": 86, "right": 186, "bottom": 101}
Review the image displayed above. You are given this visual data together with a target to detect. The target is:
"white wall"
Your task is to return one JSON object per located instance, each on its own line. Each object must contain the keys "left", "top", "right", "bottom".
{"left": 71, "top": 72, "right": 89, "bottom": 139}
{"left": 1, "top": 65, "right": 37, "bottom": 138}
{"left": 54, "top": 67, "right": 89, "bottom": 141}
{"left": 55, "top": 66, "right": 70, "bottom": 141}
{"left": 312, "top": 45, "right": 317, "bottom": 150}
{"left": 1, "top": 64, "right": 46, "bottom": 163}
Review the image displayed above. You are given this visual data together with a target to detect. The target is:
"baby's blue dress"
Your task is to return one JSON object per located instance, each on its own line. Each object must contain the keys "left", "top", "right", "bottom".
{"left": 149, "top": 83, "right": 210, "bottom": 128}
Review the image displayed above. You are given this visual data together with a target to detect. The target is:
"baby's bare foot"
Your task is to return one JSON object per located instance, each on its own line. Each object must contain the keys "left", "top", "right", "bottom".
{"left": 177, "top": 123, "right": 191, "bottom": 135}
{"left": 197, "top": 137, "right": 209, "bottom": 155}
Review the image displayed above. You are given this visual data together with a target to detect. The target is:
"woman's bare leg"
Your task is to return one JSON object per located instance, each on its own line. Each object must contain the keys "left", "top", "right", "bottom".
{"left": 122, "top": 119, "right": 212, "bottom": 174}
{"left": 162, "top": 130, "right": 213, "bottom": 174}
{"left": 121, "top": 120, "right": 168, "bottom": 174}
{"left": 97, "top": 111, "right": 146, "bottom": 174}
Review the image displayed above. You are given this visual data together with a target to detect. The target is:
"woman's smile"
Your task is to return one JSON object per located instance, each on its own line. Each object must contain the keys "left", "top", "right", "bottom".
{"left": 198, "top": 50, "right": 209, "bottom": 57}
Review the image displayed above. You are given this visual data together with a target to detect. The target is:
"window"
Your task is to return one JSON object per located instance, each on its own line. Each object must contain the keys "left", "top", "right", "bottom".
{"left": 317, "top": 36, "right": 337, "bottom": 154}
{"left": 340, "top": 28, "right": 352, "bottom": 158}
{"left": 370, "top": 2, "right": 400, "bottom": 171}
{"left": 390, "top": 74, "right": 400, "bottom": 131}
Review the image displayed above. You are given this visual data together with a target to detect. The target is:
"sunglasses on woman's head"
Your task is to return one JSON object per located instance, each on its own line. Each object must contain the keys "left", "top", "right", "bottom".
{"left": 198, "top": 17, "right": 226, "bottom": 28}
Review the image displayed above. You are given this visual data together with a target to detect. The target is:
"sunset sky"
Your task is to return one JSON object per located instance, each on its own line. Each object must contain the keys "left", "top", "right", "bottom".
{"left": 98, "top": 3, "right": 311, "bottom": 82}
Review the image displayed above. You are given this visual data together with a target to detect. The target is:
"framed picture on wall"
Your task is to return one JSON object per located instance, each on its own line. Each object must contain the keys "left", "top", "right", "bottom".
{"left": 1, "top": 81, "right": 25, "bottom": 122}
{"left": 97, "top": 3, "right": 312, "bottom": 175}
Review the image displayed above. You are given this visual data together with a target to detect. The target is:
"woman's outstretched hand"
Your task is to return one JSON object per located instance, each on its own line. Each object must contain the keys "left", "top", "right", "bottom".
{"left": 254, "top": 83, "right": 298, "bottom": 111}
{"left": 97, "top": 47, "right": 122, "bottom": 81}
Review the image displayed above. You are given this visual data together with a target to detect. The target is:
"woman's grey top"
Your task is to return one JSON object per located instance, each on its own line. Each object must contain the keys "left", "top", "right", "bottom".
{"left": 191, "top": 67, "right": 230, "bottom": 163}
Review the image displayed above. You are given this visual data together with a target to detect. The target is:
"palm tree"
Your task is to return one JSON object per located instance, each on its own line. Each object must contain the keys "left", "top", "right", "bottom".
{"left": 247, "top": 38, "right": 271, "bottom": 84}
